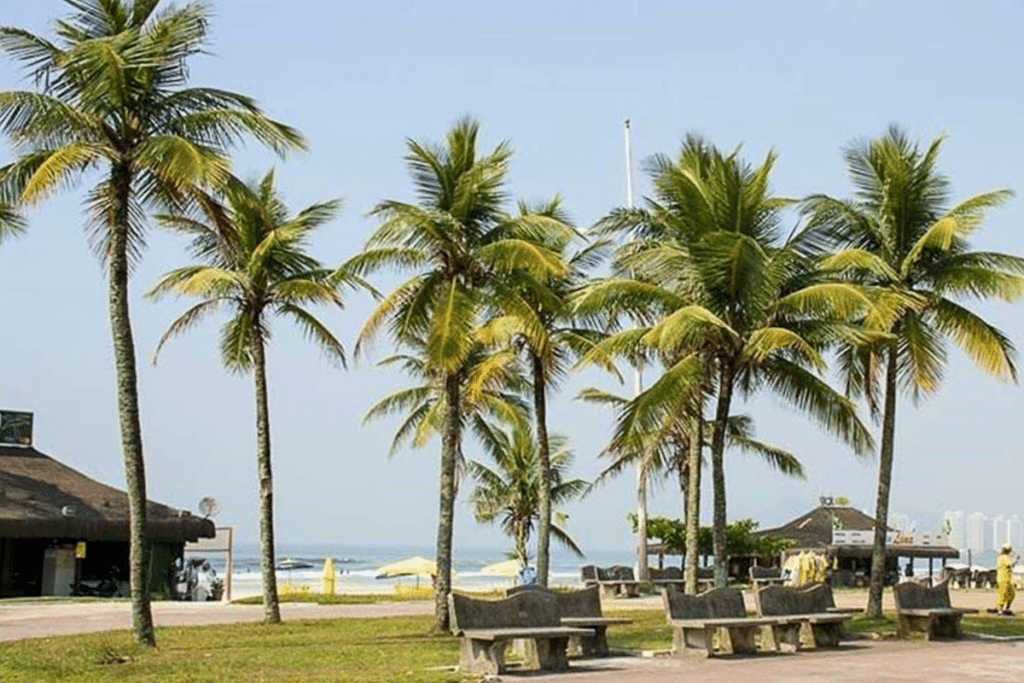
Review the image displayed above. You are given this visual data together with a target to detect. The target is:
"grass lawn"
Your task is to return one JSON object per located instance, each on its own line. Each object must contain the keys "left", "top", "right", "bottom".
{"left": 3, "top": 605, "right": 1024, "bottom": 682}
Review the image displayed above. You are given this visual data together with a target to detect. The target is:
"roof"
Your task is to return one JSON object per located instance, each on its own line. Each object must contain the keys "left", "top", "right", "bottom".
{"left": 757, "top": 504, "right": 960, "bottom": 559}
{"left": 0, "top": 445, "right": 215, "bottom": 542}
{"left": 756, "top": 505, "right": 883, "bottom": 550}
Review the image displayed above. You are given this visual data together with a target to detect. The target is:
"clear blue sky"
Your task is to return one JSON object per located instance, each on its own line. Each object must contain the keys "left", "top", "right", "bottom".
{"left": 2, "top": 0, "right": 1023, "bottom": 553}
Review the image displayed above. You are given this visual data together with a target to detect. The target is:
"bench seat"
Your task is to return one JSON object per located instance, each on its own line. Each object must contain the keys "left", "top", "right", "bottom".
{"left": 461, "top": 626, "right": 592, "bottom": 640}
{"left": 754, "top": 584, "right": 854, "bottom": 651}
{"left": 503, "top": 586, "right": 633, "bottom": 658}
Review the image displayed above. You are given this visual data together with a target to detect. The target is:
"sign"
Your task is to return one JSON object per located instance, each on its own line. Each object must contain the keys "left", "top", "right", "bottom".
{"left": 0, "top": 411, "right": 33, "bottom": 446}
{"left": 832, "top": 529, "right": 899, "bottom": 546}
{"left": 75, "top": 542, "right": 87, "bottom": 559}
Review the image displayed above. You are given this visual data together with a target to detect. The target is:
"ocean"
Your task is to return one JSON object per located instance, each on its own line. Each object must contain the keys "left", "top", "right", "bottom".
{"left": 187, "top": 542, "right": 639, "bottom": 597}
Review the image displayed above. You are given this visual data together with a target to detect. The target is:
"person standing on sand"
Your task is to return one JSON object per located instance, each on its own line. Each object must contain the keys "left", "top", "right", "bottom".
{"left": 996, "top": 542, "right": 1018, "bottom": 615}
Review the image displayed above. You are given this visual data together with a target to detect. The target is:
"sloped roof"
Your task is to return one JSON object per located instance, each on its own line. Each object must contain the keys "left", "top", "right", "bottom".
{"left": 756, "top": 505, "right": 883, "bottom": 549}
{"left": 0, "top": 445, "right": 214, "bottom": 542}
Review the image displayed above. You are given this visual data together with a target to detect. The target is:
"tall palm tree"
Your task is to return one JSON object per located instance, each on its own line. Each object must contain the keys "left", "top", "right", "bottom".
{"left": 345, "top": 117, "right": 565, "bottom": 632}
{"left": 149, "top": 172, "right": 350, "bottom": 624}
{"left": 468, "top": 420, "right": 588, "bottom": 565}
{"left": 580, "top": 135, "right": 874, "bottom": 585}
{"left": 805, "top": 126, "right": 1024, "bottom": 617}
{"left": 0, "top": 0, "right": 303, "bottom": 644}
{"left": 473, "top": 197, "right": 608, "bottom": 587}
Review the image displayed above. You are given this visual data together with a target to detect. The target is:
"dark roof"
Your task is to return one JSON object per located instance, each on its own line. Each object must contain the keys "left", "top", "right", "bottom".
{"left": 0, "top": 445, "right": 215, "bottom": 542}
{"left": 757, "top": 504, "right": 959, "bottom": 559}
{"left": 756, "top": 505, "right": 883, "bottom": 550}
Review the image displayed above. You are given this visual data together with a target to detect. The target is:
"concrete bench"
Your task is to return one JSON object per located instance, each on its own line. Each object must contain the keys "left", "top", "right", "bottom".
{"left": 662, "top": 585, "right": 781, "bottom": 657}
{"left": 507, "top": 585, "right": 632, "bottom": 657}
{"left": 753, "top": 583, "right": 853, "bottom": 651}
{"left": 580, "top": 564, "right": 641, "bottom": 598}
{"left": 749, "top": 565, "right": 786, "bottom": 588}
{"left": 449, "top": 591, "right": 591, "bottom": 675}
{"left": 893, "top": 579, "right": 978, "bottom": 641}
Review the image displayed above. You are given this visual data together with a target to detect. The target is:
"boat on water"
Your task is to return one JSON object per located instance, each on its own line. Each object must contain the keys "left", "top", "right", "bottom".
{"left": 275, "top": 558, "right": 315, "bottom": 570}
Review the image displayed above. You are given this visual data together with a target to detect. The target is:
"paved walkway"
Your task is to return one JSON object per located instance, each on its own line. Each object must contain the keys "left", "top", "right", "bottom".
{"left": 528, "top": 640, "right": 1024, "bottom": 683}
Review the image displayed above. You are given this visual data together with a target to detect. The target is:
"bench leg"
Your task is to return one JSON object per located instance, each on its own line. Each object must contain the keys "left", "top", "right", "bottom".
{"left": 600, "top": 584, "right": 617, "bottom": 599}
{"left": 533, "top": 637, "right": 571, "bottom": 671}
{"left": 578, "top": 625, "right": 609, "bottom": 657}
{"left": 673, "top": 626, "right": 715, "bottom": 658}
{"left": 721, "top": 626, "right": 758, "bottom": 655}
{"left": 810, "top": 623, "right": 842, "bottom": 648}
{"left": 766, "top": 623, "right": 801, "bottom": 653}
{"left": 460, "top": 637, "right": 507, "bottom": 675}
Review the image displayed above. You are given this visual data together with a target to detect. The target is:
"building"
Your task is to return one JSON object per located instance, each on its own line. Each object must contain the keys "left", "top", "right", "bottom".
{"left": 942, "top": 510, "right": 966, "bottom": 550}
{"left": 888, "top": 512, "right": 914, "bottom": 533}
{"left": 0, "top": 411, "right": 214, "bottom": 597}
{"left": 756, "top": 499, "right": 959, "bottom": 585}
{"left": 966, "top": 512, "right": 987, "bottom": 554}
{"left": 992, "top": 514, "right": 1007, "bottom": 550}
{"left": 1010, "top": 515, "right": 1023, "bottom": 551}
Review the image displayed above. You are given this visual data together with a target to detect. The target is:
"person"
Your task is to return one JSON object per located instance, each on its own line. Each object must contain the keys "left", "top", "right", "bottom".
{"left": 517, "top": 563, "right": 538, "bottom": 588}
{"left": 996, "top": 542, "right": 1018, "bottom": 615}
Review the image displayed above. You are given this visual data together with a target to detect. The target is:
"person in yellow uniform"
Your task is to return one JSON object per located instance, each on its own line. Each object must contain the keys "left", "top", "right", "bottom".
{"left": 996, "top": 542, "right": 1019, "bottom": 615}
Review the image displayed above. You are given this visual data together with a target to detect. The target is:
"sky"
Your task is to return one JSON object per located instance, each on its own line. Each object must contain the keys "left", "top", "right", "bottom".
{"left": 1, "top": 0, "right": 1023, "bottom": 556}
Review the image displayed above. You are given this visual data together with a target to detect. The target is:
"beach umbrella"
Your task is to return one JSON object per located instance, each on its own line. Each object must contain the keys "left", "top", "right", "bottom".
{"left": 376, "top": 556, "right": 437, "bottom": 589}
{"left": 321, "top": 557, "right": 336, "bottom": 595}
{"left": 480, "top": 559, "right": 522, "bottom": 577}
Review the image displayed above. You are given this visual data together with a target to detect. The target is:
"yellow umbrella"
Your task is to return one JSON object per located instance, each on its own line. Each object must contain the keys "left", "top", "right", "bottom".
{"left": 376, "top": 556, "right": 438, "bottom": 589}
{"left": 480, "top": 559, "right": 522, "bottom": 577}
{"left": 321, "top": 557, "right": 336, "bottom": 595}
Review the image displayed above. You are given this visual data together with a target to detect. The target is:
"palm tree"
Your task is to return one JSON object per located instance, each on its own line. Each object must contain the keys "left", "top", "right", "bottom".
{"left": 473, "top": 197, "right": 608, "bottom": 587}
{"left": 149, "top": 172, "right": 350, "bottom": 624}
{"left": 579, "top": 135, "right": 874, "bottom": 585}
{"left": 0, "top": 0, "right": 303, "bottom": 644}
{"left": 345, "top": 117, "right": 565, "bottom": 632}
{"left": 0, "top": 203, "right": 24, "bottom": 240}
{"left": 468, "top": 420, "right": 588, "bottom": 565}
{"left": 805, "top": 126, "right": 1024, "bottom": 617}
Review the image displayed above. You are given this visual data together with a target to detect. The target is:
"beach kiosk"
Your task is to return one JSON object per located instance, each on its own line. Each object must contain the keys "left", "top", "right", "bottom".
{"left": 0, "top": 410, "right": 215, "bottom": 597}
{"left": 756, "top": 498, "right": 960, "bottom": 586}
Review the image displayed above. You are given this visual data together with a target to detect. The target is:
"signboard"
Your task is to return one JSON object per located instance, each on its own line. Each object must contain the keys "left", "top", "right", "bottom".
{"left": 832, "top": 529, "right": 898, "bottom": 546}
{"left": 0, "top": 411, "right": 33, "bottom": 446}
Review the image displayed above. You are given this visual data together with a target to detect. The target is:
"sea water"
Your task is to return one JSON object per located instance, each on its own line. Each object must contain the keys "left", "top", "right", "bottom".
{"left": 186, "top": 542, "right": 638, "bottom": 597}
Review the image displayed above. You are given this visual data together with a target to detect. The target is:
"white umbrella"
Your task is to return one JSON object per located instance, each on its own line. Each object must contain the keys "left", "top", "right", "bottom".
{"left": 376, "top": 556, "right": 439, "bottom": 589}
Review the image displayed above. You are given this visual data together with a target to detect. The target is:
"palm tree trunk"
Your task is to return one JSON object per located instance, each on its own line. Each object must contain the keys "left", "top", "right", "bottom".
{"left": 433, "top": 372, "right": 461, "bottom": 634}
{"left": 109, "top": 162, "right": 155, "bottom": 647}
{"left": 867, "top": 345, "right": 899, "bottom": 618}
{"left": 531, "top": 352, "right": 552, "bottom": 588}
{"left": 252, "top": 334, "right": 280, "bottom": 623}
{"left": 685, "top": 412, "right": 703, "bottom": 594}
{"left": 710, "top": 360, "right": 736, "bottom": 587}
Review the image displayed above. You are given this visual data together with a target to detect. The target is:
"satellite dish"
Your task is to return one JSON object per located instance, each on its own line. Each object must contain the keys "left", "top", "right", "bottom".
{"left": 198, "top": 496, "right": 220, "bottom": 519}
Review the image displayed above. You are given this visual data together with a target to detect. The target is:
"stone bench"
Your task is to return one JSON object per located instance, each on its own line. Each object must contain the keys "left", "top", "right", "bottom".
{"left": 649, "top": 566, "right": 716, "bottom": 592}
{"left": 449, "top": 591, "right": 591, "bottom": 675}
{"left": 580, "top": 564, "right": 641, "bottom": 598}
{"left": 662, "top": 585, "right": 781, "bottom": 658}
{"left": 506, "top": 585, "right": 632, "bottom": 657}
{"left": 749, "top": 565, "right": 786, "bottom": 588}
{"left": 753, "top": 583, "right": 853, "bottom": 651}
{"left": 893, "top": 579, "right": 978, "bottom": 641}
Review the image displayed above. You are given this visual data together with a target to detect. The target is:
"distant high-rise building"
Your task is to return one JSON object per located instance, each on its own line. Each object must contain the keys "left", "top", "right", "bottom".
{"left": 943, "top": 510, "right": 966, "bottom": 549}
{"left": 992, "top": 514, "right": 1007, "bottom": 549}
{"left": 967, "top": 512, "right": 987, "bottom": 554}
{"left": 1010, "top": 515, "right": 1024, "bottom": 551}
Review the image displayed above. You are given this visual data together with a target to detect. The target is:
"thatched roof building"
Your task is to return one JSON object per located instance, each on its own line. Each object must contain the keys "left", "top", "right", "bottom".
{"left": 757, "top": 503, "right": 959, "bottom": 561}
{"left": 0, "top": 445, "right": 214, "bottom": 542}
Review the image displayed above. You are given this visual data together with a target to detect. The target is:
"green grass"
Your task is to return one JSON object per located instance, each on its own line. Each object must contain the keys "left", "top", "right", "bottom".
{"left": 232, "top": 590, "right": 505, "bottom": 606}
{"left": 0, "top": 616, "right": 468, "bottom": 683}
{"left": 604, "top": 608, "right": 673, "bottom": 651}
{"left": 847, "top": 612, "right": 1024, "bottom": 638}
